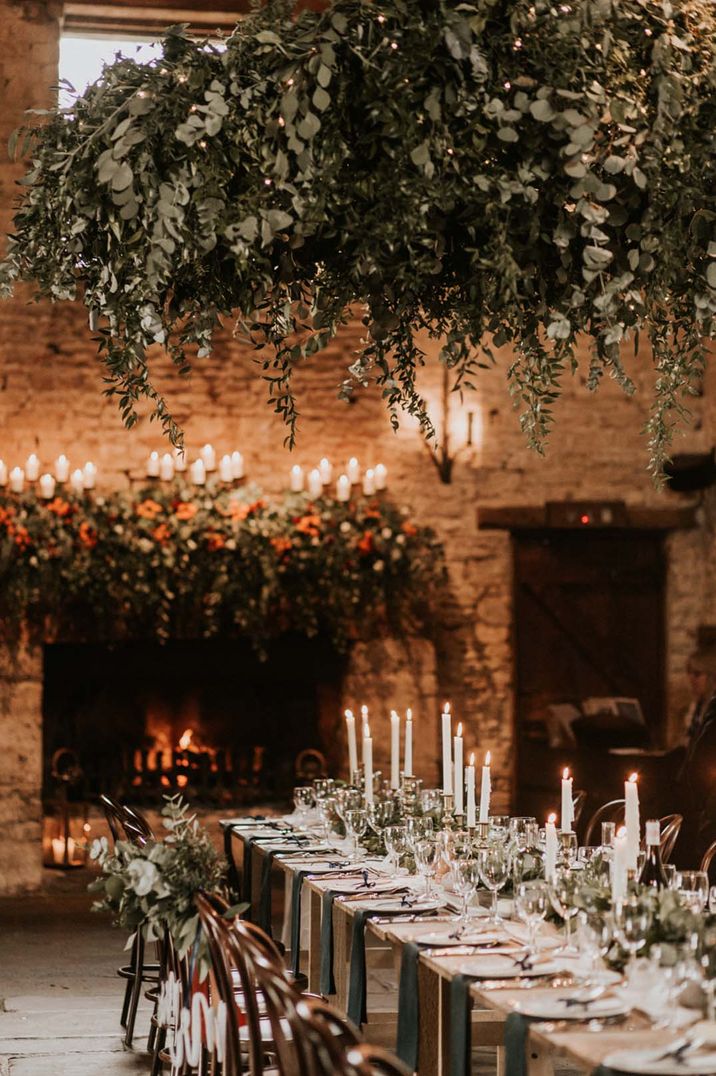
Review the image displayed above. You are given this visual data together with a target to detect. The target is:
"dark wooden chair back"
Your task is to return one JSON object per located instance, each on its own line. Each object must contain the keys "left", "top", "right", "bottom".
{"left": 659, "top": 813, "right": 683, "bottom": 863}
{"left": 583, "top": 798, "right": 625, "bottom": 846}
{"left": 701, "top": 838, "right": 716, "bottom": 878}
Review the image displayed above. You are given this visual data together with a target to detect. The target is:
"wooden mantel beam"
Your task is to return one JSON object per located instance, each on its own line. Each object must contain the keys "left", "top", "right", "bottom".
{"left": 62, "top": 0, "right": 325, "bottom": 35}
{"left": 477, "top": 501, "right": 699, "bottom": 531}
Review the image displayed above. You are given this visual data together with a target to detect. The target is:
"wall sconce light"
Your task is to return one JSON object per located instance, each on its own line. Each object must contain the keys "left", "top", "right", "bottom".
{"left": 423, "top": 366, "right": 478, "bottom": 484}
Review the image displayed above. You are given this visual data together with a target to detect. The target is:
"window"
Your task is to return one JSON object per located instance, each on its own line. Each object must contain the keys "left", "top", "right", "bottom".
{"left": 58, "top": 34, "right": 162, "bottom": 106}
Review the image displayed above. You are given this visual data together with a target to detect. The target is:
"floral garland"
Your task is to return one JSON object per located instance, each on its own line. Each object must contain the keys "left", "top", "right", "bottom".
{"left": 0, "top": 482, "right": 444, "bottom": 651}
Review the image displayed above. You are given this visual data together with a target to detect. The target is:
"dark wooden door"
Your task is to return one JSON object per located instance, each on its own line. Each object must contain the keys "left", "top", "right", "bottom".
{"left": 513, "top": 530, "right": 666, "bottom": 814}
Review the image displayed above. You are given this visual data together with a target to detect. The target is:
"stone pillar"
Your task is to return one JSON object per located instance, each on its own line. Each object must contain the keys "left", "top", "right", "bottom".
{"left": 0, "top": 644, "right": 44, "bottom": 892}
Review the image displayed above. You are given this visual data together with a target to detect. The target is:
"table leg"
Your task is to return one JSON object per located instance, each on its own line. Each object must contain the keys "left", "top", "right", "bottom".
{"left": 417, "top": 961, "right": 448, "bottom": 1076}
{"left": 526, "top": 1029, "right": 556, "bottom": 1076}
{"left": 332, "top": 903, "right": 351, "bottom": 1011}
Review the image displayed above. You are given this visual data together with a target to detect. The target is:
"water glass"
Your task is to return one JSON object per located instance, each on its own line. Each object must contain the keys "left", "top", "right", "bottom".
{"left": 576, "top": 910, "right": 615, "bottom": 978}
{"left": 419, "top": 789, "right": 444, "bottom": 823}
{"left": 384, "top": 825, "right": 407, "bottom": 874}
{"left": 334, "top": 787, "right": 363, "bottom": 821}
{"left": 453, "top": 858, "right": 482, "bottom": 924}
{"left": 515, "top": 881, "right": 548, "bottom": 952}
{"left": 293, "top": 786, "right": 314, "bottom": 826}
{"left": 367, "top": 798, "right": 395, "bottom": 835}
{"left": 674, "top": 870, "right": 709, "bottom": 913}
{"left": 489, "top": 815, "right": 510, "bottom": 836}
{"left": 615, "top": 898, "right": 650, "bottom": 966}
{"left": 548, "top": 867, "right": 581, "bottom": 951}
{"left": 405, "top": 816, "right": 434, "bottom": 852}
{"left": 343, "top": 808, "right": 367, "bottom": 862}
{"left": 414, "top": 838, "right": 438, "bottom": 898}
{"left": 478, "top": 841, "right": 510, "bottom": 923}
{"left": 509, "top": 817, "right": 538, "bottom": 851}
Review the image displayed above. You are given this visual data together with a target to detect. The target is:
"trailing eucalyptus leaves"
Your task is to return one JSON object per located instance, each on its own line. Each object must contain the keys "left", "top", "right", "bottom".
{"left": 2, "top": 0, "right": 716, "bottom": 472}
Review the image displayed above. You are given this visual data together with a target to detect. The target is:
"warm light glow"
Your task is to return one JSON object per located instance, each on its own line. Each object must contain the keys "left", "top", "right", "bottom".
{"left": 345, "top": 708, "right": 354, "bottom": 719}
{"left": 484, "top": 750, "right": 491, "bottom": 765}
{"left": 629, "top": 772, "right": 638, "bottom": 783}
{"left": 361, "top": 705, "right": 368, "bottom": 719}
{"left": 469, "top": 753, "right": 475, "bottom": 766}
{"left": 391, "top": 709, "right": 399, "bottom": 718}
{"left": 617, "top": 825, "right": 627, "bottom": 838}
{"left": 562, "top": 767, "right": 570, "bottom": 779}
{"left": 547, "top": 812, "right": 557, "bottom": 824}
{"left": 178, "top": 728, "right": 194, "bottom": 750}
{"left": 406, "top": 708, "right": 412, "bottom": 720}
{"left": 443, "top": 701, "right": 451, "bottom": 714}
{"left": 457, "top": 722, "right": 463, "bottom": 737}
{"left": 176, "top": 774, "right": 189, "bottom": 788}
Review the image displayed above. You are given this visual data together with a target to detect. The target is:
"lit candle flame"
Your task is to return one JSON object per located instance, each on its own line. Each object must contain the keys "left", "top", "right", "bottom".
{"left": 361, "top": 705, "right": 368, "bottom": 719}
{"left": 443, "top": 701, "right": 451, "bottom": 714}
{"left": 629, "top": 772, "right": 638, "bottom": 783}
{"left": 617, "top": 825, "right": 627, "bottom": 838}
{"left": 391, "top": 709, "right": 399, "bottom": 719}
{"left": 563, "top": 767, "right": 570, "bottom": 780}
{"left": 548, "top": 812, "right": 556, "bottom": 824}
{"left": 406, "top": 708, "right": 412, "bottom": 721}
{"left": 457, "top": 722, "right": 463, "bottom": 737}
{"left": 345, "top": 709, "right": 354, "bottom": 720}
{"left": 178, "top": 728, "right": 193, "bottom": 750}
{"left": 485, "top": 750, "right": 491, "bottom": 766}
{"left": 469, "top": 752, "right": 475, "bottom": 766}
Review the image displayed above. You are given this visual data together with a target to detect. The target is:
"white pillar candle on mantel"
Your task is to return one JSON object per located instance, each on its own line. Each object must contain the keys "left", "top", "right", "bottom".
{"left": 346, "top": 457, "right": 360, "bottom": 485}
{"left": 319, "top": 457, "right": 332, "bottom": 485}
{"left": 290, "top": 464, "right": 304, "bottom": 493}
{"left": 25, "top": 454, "right": 40, "bottom": 482}
{"left": 479, "top": 750, "right": 492, "bottom": 823}
{"left": 544, "top": 813, "right": 558, "bottom": 881}
{"left": 454, "top": 723, "right": 464, "bottom": 814}
{"left": 173, "top": 448, "right": 187, "bottom": 472}
{"left": 82, "top": 462, "right": 96, "bottom": 490}
{"left": 146, "top": 451, "right": 160, "bottom": 478}
{"left": 404, "top": 708, "right": 413, "bottom": 777}
{"left": 9, "top": 467, "right": 24, "bottom": 493}
{"left": 624, "top": 772, "right": 640, "bottom": 870}
{"left": 231, "top": 451, "right": 245, "bottom": 480}
{"left": 336, "top": 474, "right": 350, "bottom": 502}
{"left": 159, "top": 453, "right": 175, "bottom": 481}
{"left": 441, "top": 703, "right": 453, "bottom": 795}
{"left": 38, "top": 473, "right": 56, "bottom": 500}
{"left": 390, "top": 710, "right": 401, "bottom": 790}
{"left": 345, "top": 709, "right": 358, "bottom": 776}
{"left": 363, "top": 468, "right": 376, "bottom": 496}
{"left": 70, "top": 468, "right": 84, "bottom": 494}
{"left": 611, "top": 826, "right": 628, "bottom": 905}
{"left": 200, "top": 443, "right": 216, "bottom": 472}
{"left": 218, "top": 454, "right": 233, "bottom": 483}
{"left": 0, "top": 460, "right": 7, "bottom": 486}
{"left": 307, "top": 468, "right": 322, "bottom": 498}
{"left": 561, "top": 767, "right": 574, "bottom": 834}
{"left": 54, "top": 455, "right": 70, "bottom": 483}
{"left": 466, "top": 754, "right": 476, "bottom": 828}
{"left": 363, "top": 725, "right": 374, "bottom": 805}
{"left": 374, "top": 463, "right": 387, "bottom": 490}
{"left": 190, "top": 459, "right": 206, "bottom": 486}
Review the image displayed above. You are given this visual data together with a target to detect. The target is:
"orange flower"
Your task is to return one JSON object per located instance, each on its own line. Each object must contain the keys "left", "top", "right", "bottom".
{"left": 174, "top": 501, "right": 197, "bottom": 521}
{"left": 295, "top": 514, "right": 321, "bottom": 537}
{"left": 47, "top": 497, "right": 71, "bottom": 517}
{"left": 205, "top": 531, "right": 226, "bottom": 551}
{"left": 401, "top": 521, "right": 418, "bottom": 537}
{"left": 136, "top": 499, "right": 163, "bottom": 519}
{"left": 13, "top": 525, "right": 31, "bottom": 550}
{"left": 271, "top": 537, "right": 292, "bottom": 555}
{"left": 78, "top": 521, "right": 97, "bottom": 549}
{"left": 152, "top": 523, "right": 171, "bottom": 544}
{"left": 0, "top": 506, "right": 14, "bottom": 526}
{"left": 357, "top": 530, "right": 374, "bottom": 554}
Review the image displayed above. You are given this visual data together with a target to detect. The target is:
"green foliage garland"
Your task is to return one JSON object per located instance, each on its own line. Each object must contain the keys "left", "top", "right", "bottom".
{"left": 2, "top": 0, "right": 716, "bottom": 471}
{"left": 0, "top": 483, "right": 443, "bottom": 650}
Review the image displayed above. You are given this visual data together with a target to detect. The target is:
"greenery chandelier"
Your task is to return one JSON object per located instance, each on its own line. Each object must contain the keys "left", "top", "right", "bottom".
{"left": 2, "top": 0, "right": 715, "bottom": 473}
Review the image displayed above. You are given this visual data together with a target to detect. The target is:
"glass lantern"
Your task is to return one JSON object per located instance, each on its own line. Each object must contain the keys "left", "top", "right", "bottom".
{"left": 42, "top": 799, "right": 90, "bottom": 869}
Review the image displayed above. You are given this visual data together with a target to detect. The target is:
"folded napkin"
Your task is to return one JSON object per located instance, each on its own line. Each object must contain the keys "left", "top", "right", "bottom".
{"left": 289, "top": 870, "right": 312, "bottom": 978}
{"left": 504, "top": 1012, "right": 534, "bottom": 1076}
{"left": 258, "top": 849, "right": 277, "bottom": 936}
{"left": 347, "top": 908, "right": 389, "bottom": 1026}
{"left": 241, "top": 834, "right": 259, "bottom": 909}
{"left": 223, "top": 825, "right": 241, "bottom": 897}
{"left": 449, "top": 975, "right": 473, "bottom": 1076}
{"left": 319, "top": 888, "right": 341, "bottom": 995}
{"left": 395, "top": 941, "right": 420, "bottom": 1070}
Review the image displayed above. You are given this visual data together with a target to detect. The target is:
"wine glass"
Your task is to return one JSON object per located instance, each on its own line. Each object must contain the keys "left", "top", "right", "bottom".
{"left": 615, "top": 897, "right": 650, "bottom": 969}
{"left": 334, "top": 787, "right": 363, "bottom": 823}
{"left": 293, "top": 786, "right": 314, "bottom": 828}
{"left": 489, "top": 815, "right": 510, "bottom": 837}
{"left": 515, "top": 881, "right": 549, "bottom": 953}
{"left": 343, "top": 808, "right": 367, "bottom": 862}
{"left": 576, "top": 910, "right": 616, "bottom": 981}
{"left": 452, "top": 858, "right": 482, "bottom": 928}
{"left": 367, "top": 798, "right": 395, "bottom": 836}
{"left": 548, "top": 867, "right": 581, "bottom": 952}
{"left": 405, "top": 816, "right": 434, "bottom": 852}
{"left": 674, "top": 870, "right": 709, "bottom": 913}
{"left": 384, "top": 825, "right": 407, "bottom": 875}
{"left": 414, "top": 838, "right": 438, "bottom": 898}
{"left": 558, "top": 832, "right": 578, "bottom": 869}
{"left": 478, "top": 841, "right": 510, "bottom": 923}
{"left": 509, "top": 817, "right": 538, "bottom": 852}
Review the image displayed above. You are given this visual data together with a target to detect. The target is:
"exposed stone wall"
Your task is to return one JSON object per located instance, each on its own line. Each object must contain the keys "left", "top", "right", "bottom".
{"left": 0, "top": 0, "right": 714, "bottom": 892}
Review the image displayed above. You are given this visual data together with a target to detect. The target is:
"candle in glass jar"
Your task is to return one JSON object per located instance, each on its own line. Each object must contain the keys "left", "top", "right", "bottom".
{"left": 363, "top": 469, "right": 376, "bottom": 496}
{"left": 624, "top": 773, "right": 640, "bottom": 870}
{"left": 146, "top": 451, "right": 160, "bottom": 478}
{"left": 218, "top": 454, "right": 232, "bottom": 483}
{"left": 307, "top": 468, "right": 322, "bottom": 498}
{"left": 173, "top": 448, "right": 187, "bottom": 472}
{"left": 319, "top": 457, "right": 332, "bottom": 484}
{"left": 479, "top": 750, "right": 492, "bottom": 823}
{"left": 404, "top": 708, "right": 413, "bottom": 777}
{"left": 454, "top": 723, "right": 464, "bottom": 814}
{"left": 70, "top": 468, "right": 84, "bottom": 493}
{"left": 290, "top": 464, "right": 304, "bottom": 493}
{"left": 231, "top": 451, "right": 245, "bottom": 480}
{"left": 38, "top": 473, "right": 55, "bottom": 500}
{"left": 345, "top": 709, "right": 358, "bottom": 776}
{"left": 9, "top": 467, "right": 24, "bottom": 493}
{"left": 336, "top": 475, "right": 350, "bottom": 502}
{"left": 190, "top": 459, "right": 206, "bottom": 486}
{"left": 82, "top": 462, "right": 96, "bottom": 489}
{"left": 390, "top": 710, "right": 400, "bottom": 790}
{"left": 347, "top": 457, "right": 360, "bottom": 484}
{"left": 374, "top": 463, "right": 387, "bottom": 490}
{"left": 561, "top": 767, "right": 574, "bottom": 834}
{"left": 0, "top": 460, "right": 7, "bottom": 486}
{"left": 200, "top": 444, "right": 216, "bottom": 471}
{"left": 466, "top": 754, "right": 476, "bottom": 828}
{"left": 441, "top": 703, "right": 453, "bottom": 795}
{"left": 611, "top": 825, "right": 628, "bottom": 904}
{"left": 159, "top": 453, "right": 175, "bottom": 481}
{"left": 54, "top": 455, "right": 70, "bottom": 483}
{"left": 544, "top": 813, "right": 558, "bottom": 881}
{"left": 363, "top": 725, "right": 374, "bottom": 805}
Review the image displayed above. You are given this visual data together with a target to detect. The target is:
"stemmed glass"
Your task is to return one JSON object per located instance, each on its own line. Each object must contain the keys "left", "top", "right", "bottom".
{"left": 509, "top": 817, "right": 538, "bottom": 852}
{"left": 414, "top": 837, "right": 438, "bottom": 898}
{"left": 674, "top": 870, "right": 709, "bottom": 913}
{"left": 614, "top": 897, "right": 650, "bottom": 969}
{"left": 384, "top": 825, "right": 407, "bottom": 875}
{"left": 405, "top": 816, "right": 434, "bottom": 852}
{"left": 334, "top": 787, "right": 363, "bottom": 824}
{"left": 293, "top": 786, "right": 314, "bottom": 829}
{"left": 548, "top": 867, "right": 581, "bottom": 952}
{"left": 576, "top": 910, "right": 615, "bottom": 981}
{"left": 514, "top": 881, "right": 549, "bottom": 954}
{"left": 452, "top": 858, "right": 482, "bottom": 928}
{"left": 478, "top": 841, "right": 510, "bottom": 924}
{"left": 367, "top": 798, "right": 395, "bottom": 836}
{"left": 343, "top": 808, "right": 367, "bottom": 862}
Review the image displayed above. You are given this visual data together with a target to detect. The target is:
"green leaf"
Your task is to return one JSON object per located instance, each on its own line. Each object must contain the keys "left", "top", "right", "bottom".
{"left": 313, "top": 87, "right": 330, "bottom": 112}
{"left": 410, "top": 141, "right": 430, "bottom": 166}
{"left": 111, "top": 163, "right": 133, "bottom": 192}
{"left": 707, "top": 263, "right": 716, "bottom": 289}
{"left": 529, "top": 99, "right": 555, "bottom": 122}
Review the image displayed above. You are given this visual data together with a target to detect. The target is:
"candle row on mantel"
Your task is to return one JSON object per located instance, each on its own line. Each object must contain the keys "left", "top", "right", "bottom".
{"left": 290, "top": 459, "right": 388, "bottom": 499}
{"left": 441, "top": 703, "right": 491, "bottom": 825}
{"left": 0, "top": 455, "right": 97, "bottom": 495}
{"left": 147, "top": 446, "right": 245, "bottom": 485}
{"left": 345, "top": 706, "right": 413, "bottom": 803}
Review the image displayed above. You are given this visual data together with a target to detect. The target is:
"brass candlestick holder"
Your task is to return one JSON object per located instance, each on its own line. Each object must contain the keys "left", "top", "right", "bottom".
{"left": 400, "top": 773, "right": 421, "bottom": 817}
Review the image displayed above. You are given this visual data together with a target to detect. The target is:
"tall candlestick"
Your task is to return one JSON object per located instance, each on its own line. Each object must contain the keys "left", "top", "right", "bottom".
{"left": 374, "top": 463, "right": 387, "bottom": 490}
{"left": 363, "top": 469, "right": 376, "bottom": 496}
{"left": 363, "top": 725, "right": 374, "bottom": 805}
{"left": 25, "top": 454, "right": 40, "bottom": 482}
{"left": 319, "top": 457, "right": 332, "bottom": 484}
{"left": 54, "top": 455, "right": 70, "bottom": 483}
{"left": 336, "top": 475, "right": 350, "bottom": 502}
{"left": 454, "top": 722, "right": 464, "bottom": 814}
{"left": 190, "top": 459, "right": 206, "bottom": 486}
{"left": 441, "top": 703, "right": 453, "bottom": 795}
{"left": 159, "top": 453, "right": 175, "bottom": 481}
{"left": 0, "top": 460, "right": 7, "bottom": 487}
{"left": 82, "top": 461, "right": 96, "bottom": 489}
{"left": 360, "top": 706, "right": 369, "bottom": 761}
{"left": 624, "top": 772, "right": 640, "bottom": 870}
{"left": 218, "top": 454, "right": 232, "bottom": 483}
{"left": 347, "top": 457, "right": 360, "bottom": 484}
{"left": 200, "top": 444, "right": 216, "bottom": 472}
{"left": 390, "top": 710, "right": 401, "bottom": 790}
{"left": 38, "top": 473, "right": 55, "bottom": 500}
{"left": 466, "top": 754, "right": 476, "bottom": 828}
{"left": 611, "top": 826, "right": 628, "bottom": 905}
{"left": 544, "top": 813, "right": 558, "bottom": 881}
{"left": 173, "top": 448, "right": 187, "bottom": 472}
{"left": 290, "top": 464, "right": 304, "bottom": 492}
{"left": 479, "top": 750, "right": 492, "bottom": 823}
{"left": 70, "top": 468, "right": 84, "bottom": 494}
{"left": 345, "top": 709, "right": 358, "bottom": 776}
{"left": 561, "top": 767, "right": 574, "bottom": 834}
{"left": 231, "top": 451, "right": 245, "bottom": 479}
{"left": 404, "top": 708, "right": 413, "bottom": 777}
{"left": 9, "top": 467, "right": 24, "bottom": 493}
{"left": 307, "top": 468, "right": 322, "bottom": 498}
{"left": 146, "top": 451, "right": 160, "bottom": 478}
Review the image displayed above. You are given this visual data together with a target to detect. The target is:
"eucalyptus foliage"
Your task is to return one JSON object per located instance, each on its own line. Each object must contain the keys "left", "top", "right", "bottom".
{"left": 2, "top": 0, "right": 716, "bottom": 470}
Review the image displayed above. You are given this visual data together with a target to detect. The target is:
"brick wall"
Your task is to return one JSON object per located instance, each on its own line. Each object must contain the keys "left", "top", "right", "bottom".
{"left": 0, "top": 0, "right": 713, "bottom": 892}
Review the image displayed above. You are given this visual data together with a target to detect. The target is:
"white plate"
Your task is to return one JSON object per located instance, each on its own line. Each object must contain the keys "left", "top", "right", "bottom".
{"left": 455, "top": 954, "right": 563, "bottom": 978}
{"left": 417, "top": 929, "right": 505, "bottom": 947}
{"left": 602, "top": 1047, "right": 716, "bottom": 1074}
{"left": 360, "top": 898, "right": 442, "bottom": 914}
{"left": 513, "top": 994, "right": 629, "bottom": 1020}
{"left": 500, "top": 923, "right": 562, "bottom": 950}
{"left": 328, "top": 878, "right": 401, "bottom": 894}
